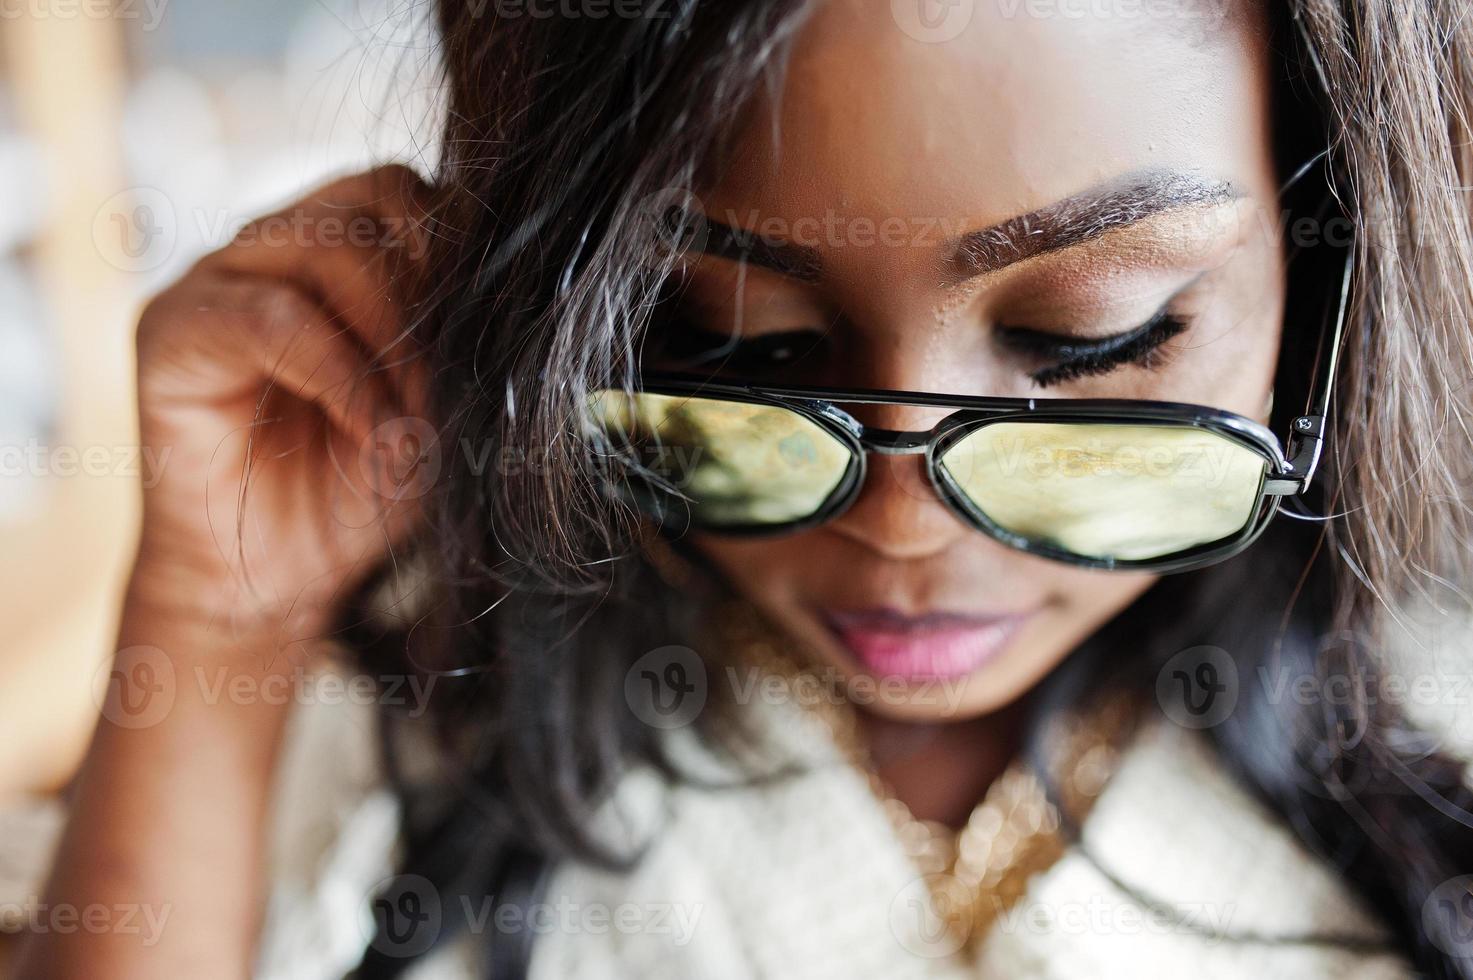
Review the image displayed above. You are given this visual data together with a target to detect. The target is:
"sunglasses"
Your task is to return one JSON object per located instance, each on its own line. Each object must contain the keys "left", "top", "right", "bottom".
{"left": 586, "top": 250, "right": 1351, "bottom": 574}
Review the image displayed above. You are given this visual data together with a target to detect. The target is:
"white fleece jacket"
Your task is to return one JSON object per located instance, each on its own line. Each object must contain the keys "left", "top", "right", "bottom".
{"left": 236, "top": 663, "right": 1415, "bottom": 980}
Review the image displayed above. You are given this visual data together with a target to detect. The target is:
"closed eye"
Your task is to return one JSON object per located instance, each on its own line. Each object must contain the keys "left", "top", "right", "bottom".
{"left": 654, "top": 309, "right": 1188, "bottom": 385}
{"left": 996, "top": 309, "right": 1190, "bottom": 388}
{"left": 651, "top": 321, "right": 827, "bottom": 374}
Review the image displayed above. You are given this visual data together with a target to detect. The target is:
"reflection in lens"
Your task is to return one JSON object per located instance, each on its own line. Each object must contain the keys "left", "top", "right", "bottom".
{"left": 587, "top": 390, "right": 854, "bottom": 527}
{"left": 938, "top": 421, "right": 1268, "bottom": 562}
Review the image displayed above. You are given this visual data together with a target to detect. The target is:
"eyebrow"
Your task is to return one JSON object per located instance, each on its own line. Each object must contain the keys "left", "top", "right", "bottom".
{"left": 698, "top": 218, "right": 824, "bottom": 282}
{"left": 690, "top": 169, "right": 1238, "bottom": 283}
{"left": 954, "top": 171, "right": 1238, "bottom": 277}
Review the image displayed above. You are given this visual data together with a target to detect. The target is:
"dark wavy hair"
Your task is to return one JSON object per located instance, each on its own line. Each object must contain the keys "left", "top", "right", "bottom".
{"left": 344, "top": 2, "right": 1473, "bottom": 977}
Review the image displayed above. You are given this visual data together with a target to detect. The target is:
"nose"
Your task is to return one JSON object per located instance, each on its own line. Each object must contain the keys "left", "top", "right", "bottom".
{"left": 826, "top": 447, "right": 970, "bottom": 561}
{"left": 818, "top": 334, "right": 997, "bottom": 561}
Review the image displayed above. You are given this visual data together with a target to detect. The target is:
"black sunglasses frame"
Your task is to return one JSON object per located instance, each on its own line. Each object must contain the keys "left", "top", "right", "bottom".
{"left": 617, "top": 377, "right": 1291, "bottom": 574}
{"left": 601, "top": 247, "right": 1352, "bottom": 575}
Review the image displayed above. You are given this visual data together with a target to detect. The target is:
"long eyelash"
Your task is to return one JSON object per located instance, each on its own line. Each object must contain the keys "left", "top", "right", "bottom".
{"left": 1023, "top": 312, "right": 1190, "bottom": 388}
{"left": 654, "top": 320, "right": 824, "bottom": 373}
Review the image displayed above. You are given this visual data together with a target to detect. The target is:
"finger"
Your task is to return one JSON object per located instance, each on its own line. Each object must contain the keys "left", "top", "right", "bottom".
{"left": 205, "top": 278, "right": 408, "bottom": 455}
{"left": 196, "top": 166, "right": 433, "bottom": 376}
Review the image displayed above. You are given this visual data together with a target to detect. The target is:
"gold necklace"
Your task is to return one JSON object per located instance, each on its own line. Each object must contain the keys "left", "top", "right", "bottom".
{"left": 707, "top": 598, "right": 1139, "bottom": 954}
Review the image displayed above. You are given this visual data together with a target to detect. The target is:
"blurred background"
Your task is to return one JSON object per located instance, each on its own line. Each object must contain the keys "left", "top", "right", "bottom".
{"left": 0, "top": 0, "right": 438, "bottom": 801}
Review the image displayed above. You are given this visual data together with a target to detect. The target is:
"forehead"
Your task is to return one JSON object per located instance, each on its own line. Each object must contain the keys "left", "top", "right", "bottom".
{"left": 708, "top": 0, "right": 1274, "bottom": 230}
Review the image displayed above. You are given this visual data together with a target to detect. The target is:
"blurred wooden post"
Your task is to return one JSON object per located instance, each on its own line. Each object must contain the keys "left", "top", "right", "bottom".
{"left": 0, "top": 0, "right": 139, "bottom": 797}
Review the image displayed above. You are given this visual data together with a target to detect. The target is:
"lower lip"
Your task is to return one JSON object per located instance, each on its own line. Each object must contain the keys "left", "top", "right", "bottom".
{"left": 821, "top": 611, "right": 1031, "bottom": 682}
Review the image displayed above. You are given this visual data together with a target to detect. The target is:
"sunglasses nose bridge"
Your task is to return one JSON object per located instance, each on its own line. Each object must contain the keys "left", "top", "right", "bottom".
{"left": 856, "top": 428, "right": 933, "bottom": 456}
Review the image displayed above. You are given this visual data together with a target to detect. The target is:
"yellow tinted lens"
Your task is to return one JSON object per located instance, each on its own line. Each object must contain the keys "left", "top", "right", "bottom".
{"left": 587, "top": 390, "right": 854, "bottom": 526}
{"left": 938, "top": 421, "right": 1267, "bottom": 561}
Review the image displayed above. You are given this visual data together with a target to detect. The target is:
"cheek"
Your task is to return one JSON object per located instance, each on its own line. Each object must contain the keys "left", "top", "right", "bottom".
{"left": 689, "top": 534, "right": 825, "bottom": 606}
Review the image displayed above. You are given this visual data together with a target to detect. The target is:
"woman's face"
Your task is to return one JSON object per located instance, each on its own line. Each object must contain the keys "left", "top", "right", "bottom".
{"left": 669, "top": 0, "right": 1285, "bottom": 720}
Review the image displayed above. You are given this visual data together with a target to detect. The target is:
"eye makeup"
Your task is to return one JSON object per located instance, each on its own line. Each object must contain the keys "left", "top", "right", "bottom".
{"left": 995, "top": 308, "right": 1189, "bottom": 389}
{"left": 650, "top": 302, "right": 1191, "bottom": 388}
{"left": 651, "top": 320, "right": 828, "bottom": 375}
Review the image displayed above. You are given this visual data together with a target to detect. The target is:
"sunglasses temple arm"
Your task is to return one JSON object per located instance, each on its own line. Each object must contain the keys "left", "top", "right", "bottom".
{"left": 1282, "top": 245, "right": 1353, "bottom": 491}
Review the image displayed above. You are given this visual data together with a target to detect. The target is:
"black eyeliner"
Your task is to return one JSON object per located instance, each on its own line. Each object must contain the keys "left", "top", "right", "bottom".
{"left": 654, "top": 321, "right": 826, "bottom": 372}
{"left": 997, "top": 309, "right": 1189, "bottom": 388}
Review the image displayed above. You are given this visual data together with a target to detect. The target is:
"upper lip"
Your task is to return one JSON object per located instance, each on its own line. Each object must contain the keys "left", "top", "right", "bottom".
{"left": 821, "top": 606, "right": 1029, "bottom": 634}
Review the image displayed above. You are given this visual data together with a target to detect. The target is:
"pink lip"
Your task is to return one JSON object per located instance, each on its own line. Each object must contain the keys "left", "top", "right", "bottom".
{"left": 820, "top": 607, "right": 1032, "bottom": 682}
